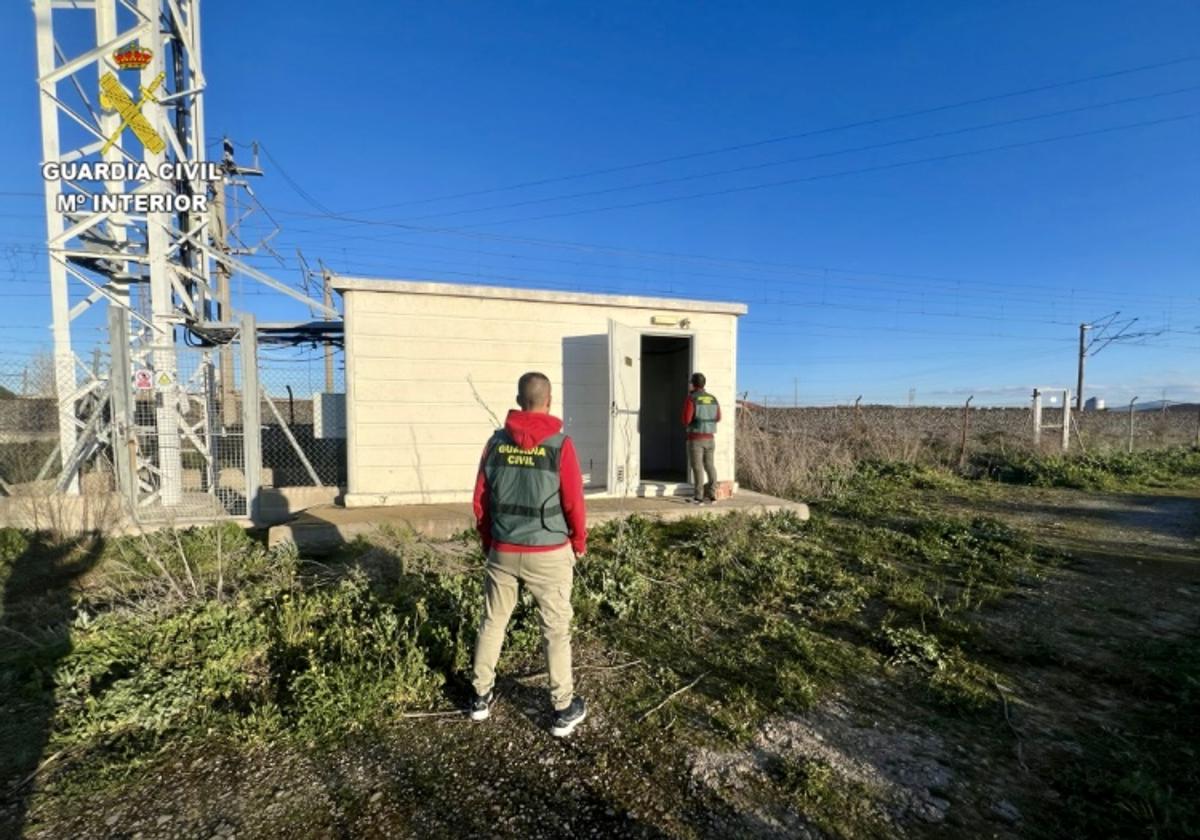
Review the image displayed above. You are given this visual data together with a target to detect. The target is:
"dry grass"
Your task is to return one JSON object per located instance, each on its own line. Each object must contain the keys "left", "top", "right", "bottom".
{"left": 735, "top": 411, "right": 857, "bottom": 499}
{"left": 736, "top": 407, "right": 941, "bottom": 498}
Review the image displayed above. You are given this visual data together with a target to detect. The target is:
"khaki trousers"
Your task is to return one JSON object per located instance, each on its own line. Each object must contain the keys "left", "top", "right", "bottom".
{"left": 688, "top": 438, "right": 717, "bottom": 500}
{"left": 471, "top": 544, "right": 575, "bottom": 711}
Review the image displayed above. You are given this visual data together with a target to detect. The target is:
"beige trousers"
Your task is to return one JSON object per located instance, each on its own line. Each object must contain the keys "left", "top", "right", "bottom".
{"left": 688, "top": 438, "right": 717, "bottom": 500}
{"left": 471, "top": 544, "right": 575, "bottom": 711}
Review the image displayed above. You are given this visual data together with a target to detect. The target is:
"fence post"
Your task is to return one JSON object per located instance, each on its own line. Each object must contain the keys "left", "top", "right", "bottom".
{"left": 1127, "top": 396, "right": 1138, "bottom": 454}
{"left": 958, "top": 395, "right": 973, "bottom": 469}
{"left": 1061, "top": 389, "right": 1071, "bottom": 452}
{"left": 107, "top": 305, "right": 137, "bottom": 510}
{"left": 1032, "top": 389, "right": 1042, "bottom": 447}
{"left": 240, "top": 314, "right": 263, "bottom": 523}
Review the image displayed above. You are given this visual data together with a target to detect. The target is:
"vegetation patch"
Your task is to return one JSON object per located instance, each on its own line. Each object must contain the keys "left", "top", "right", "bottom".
{"left": 1046, "top": 632, "right": 1200, "bottom": 839}
{"left": 968, "top": 446, "right": 1200, "bottom": 491}
{"left": 6, "top": 450, "right": 1198, "bottom": 837}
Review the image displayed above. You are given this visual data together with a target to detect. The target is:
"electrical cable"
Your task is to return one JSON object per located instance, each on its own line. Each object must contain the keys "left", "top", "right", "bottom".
{"left": 461, "top": 111, "right": 1200, "bottom": 228}
{"left": 331, "top": 54, "right": 1200, "bottom": 215}
{"left": 396, "top": 85, "right": 1200, "bottom": 224}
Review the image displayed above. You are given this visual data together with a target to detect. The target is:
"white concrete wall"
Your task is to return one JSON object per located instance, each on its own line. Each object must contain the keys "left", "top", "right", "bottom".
{"left": 340, "top": 282, "right": 742, "bottom": 507}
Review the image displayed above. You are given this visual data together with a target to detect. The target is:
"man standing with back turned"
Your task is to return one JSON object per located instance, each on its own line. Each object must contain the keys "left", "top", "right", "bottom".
{"left": 469, "top": 372, "right": 588, "bottom": 737}
{"left": 683, "top": 372, "right": 721, "bottom": 504}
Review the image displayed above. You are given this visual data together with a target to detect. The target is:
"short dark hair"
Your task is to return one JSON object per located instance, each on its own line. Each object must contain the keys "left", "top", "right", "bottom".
{"left": 517, "top": 371, "right": 551, "bottom": 410}
{"left": 690, "top": 372, "right": 706, "bottom": 389}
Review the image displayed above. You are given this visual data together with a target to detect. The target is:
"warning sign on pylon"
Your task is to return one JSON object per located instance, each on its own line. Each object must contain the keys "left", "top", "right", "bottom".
{"left": 155, "top": 370, "right": 175, "bottom": 388}
{"left": 133, "top": 369, "right": 153, "bottom": 391}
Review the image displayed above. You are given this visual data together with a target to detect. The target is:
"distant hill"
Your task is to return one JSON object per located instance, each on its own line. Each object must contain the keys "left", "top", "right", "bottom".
{"left": 0, "top": 385, "right": 16, "bottom": 400}
{"left": 1130, "top": 400, "right": 1199, "bottom": 413}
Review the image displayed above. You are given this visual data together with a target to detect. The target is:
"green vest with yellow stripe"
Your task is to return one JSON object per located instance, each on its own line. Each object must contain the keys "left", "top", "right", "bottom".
{"left": 688, "top": 390, "right": 720, "bottom": 435}
{"left": 483, "top": 430, "right": 570, "bottom": 546}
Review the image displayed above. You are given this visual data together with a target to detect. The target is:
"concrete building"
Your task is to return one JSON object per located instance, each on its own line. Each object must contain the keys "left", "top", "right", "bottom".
{"left": 333, "top": 278, "right": 747, "bottom": 507}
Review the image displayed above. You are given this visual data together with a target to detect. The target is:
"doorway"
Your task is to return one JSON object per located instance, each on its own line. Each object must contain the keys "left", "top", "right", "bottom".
{"left": 639, "top": 334, "right": 691, "bottom": 483}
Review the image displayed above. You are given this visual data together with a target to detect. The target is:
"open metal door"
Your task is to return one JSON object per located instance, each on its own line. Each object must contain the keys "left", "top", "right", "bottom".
{"left": 607, "top": 319, "right": 641, "bottom": 495}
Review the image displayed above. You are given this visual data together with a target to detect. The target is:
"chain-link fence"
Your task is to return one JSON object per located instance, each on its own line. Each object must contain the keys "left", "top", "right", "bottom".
{"left": 2, "top": 336, "right": 347, "bottom": 529}
{"left": 126, "top": 344, "right": 249, "bottom": 521}
{"left": 736, "top": 401, "right": 1200, "bottom": 499}
{"left": 0, "top": 358, "right": 61, "bottom": 489}
{"left": 738, "top": 402, "right": 1200, "bottom": 466}
{"left": 257, "top": 346, "right": 347, "bottom": 489}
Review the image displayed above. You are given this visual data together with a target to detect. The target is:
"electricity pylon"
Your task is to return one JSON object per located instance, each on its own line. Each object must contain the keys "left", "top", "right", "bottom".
{"left": 32, "top": 0, "right": 335, "bottom": 512}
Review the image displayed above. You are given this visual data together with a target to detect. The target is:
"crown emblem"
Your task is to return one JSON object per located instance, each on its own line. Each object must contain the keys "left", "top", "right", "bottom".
{"left": 113, "top": 44, "right": 153, "bottom": 71}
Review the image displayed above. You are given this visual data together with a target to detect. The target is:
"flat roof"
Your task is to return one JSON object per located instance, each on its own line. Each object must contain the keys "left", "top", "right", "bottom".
{"left": 332, "top": 276, "right": 748, "bottom": 316}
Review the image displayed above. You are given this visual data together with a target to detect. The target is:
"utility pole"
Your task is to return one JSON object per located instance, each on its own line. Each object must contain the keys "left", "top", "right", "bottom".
{"left": 211, "top": 139, "right": 235, "bottom": 426}
{"left": 322, "top": 261, "right": 335, "bottom": 393}
{"left": 1075, "top": 322, "right": 1090, "bottom": 412}
{"left": 211, "top": 137, "right": 264, "bottom": 426}
{"left": 1075, "top": 312, "right": 1164, "bottom": 416}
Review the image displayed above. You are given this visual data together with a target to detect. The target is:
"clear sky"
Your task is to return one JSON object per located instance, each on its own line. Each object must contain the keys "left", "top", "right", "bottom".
{"left": 2, "top": 0, "right": 1197, "bottom": 406}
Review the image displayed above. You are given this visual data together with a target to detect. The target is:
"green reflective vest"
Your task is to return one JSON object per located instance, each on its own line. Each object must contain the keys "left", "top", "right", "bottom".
{"left": 483, "top": 430, "right": 570, "bottom": 546}
{"left": 688, "top": 390, "right": 720, "bottom": 435}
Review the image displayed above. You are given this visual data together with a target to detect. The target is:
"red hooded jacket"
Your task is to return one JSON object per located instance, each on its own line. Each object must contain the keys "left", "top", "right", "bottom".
{"left": 473, "top": 410, "right": 587, "bottom": 555}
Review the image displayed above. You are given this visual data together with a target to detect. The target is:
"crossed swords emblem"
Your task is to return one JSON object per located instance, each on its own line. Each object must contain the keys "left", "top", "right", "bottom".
{"left": 99, "top": 70, "right": 166, "bottom": 155}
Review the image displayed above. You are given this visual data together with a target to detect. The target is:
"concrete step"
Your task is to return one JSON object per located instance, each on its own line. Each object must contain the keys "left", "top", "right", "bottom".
{"left": 268, "top": 490, "right": 808, "bottom": 555}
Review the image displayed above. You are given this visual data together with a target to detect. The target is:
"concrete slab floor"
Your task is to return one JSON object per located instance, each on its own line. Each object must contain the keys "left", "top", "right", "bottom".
{"left": 268, "top": 490, "right": 809, "bottom": 554}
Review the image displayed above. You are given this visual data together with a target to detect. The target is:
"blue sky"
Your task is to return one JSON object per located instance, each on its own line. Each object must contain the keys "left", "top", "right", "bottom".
{"left": 1, "top": 0, "right": 1198, "bottom": 405}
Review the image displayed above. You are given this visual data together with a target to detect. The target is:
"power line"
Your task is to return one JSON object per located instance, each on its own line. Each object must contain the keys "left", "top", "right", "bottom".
{"left": 259, "top": 123, "right": 1196, "bottom": 303}
{"left": 258, "top": 142, "right": 336, "bottom": 216}
{"left": 4, "top": 229, "right": 1195, "bottom": 328}
{"left": 12, "top": 224, "right": 1193, "bottom": 315}
{"left": 243, "top": 233, "right": 1200, "bottom": 313}
{"left": 6, "top": 231, "right": 1197, "bottom": 332}
{"left": 233, "top": 212, "right": 1199, "bottom": 312}
{"left": 459, "top": 111, "right": 1200, "bottom": 228}
{"left": 329, "top": 54, "right": 1200, "bottom": 215}
{"left": 396, "top": 85, "right": 1200, "bottom": 224}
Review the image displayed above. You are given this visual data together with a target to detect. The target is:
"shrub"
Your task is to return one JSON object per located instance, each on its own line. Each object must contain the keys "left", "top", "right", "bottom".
{"left": 970, "top": 447, "right": 1200, "bottom": 490}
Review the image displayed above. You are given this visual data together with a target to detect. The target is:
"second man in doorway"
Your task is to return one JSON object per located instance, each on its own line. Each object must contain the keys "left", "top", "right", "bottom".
{"left": 682, "top": 372, "right": 721, "bottom": 504}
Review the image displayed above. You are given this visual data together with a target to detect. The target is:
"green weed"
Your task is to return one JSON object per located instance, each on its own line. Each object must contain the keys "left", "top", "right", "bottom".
{"left": 772, "top": 755, "right": 891, "bottom": 839}
{"left": 1048, "top": 633, "right": 1200, "bottom": 839}
{"left": 0, "top": 461, "right": 1068, "bottom": 826}
{"left": 971, "top": 446, "right": 1200, "bottom": 491}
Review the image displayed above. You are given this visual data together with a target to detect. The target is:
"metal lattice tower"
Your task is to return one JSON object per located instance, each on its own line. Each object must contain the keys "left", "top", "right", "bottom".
{"left": 33, "top": 0, "right": 336, "bottom": 514}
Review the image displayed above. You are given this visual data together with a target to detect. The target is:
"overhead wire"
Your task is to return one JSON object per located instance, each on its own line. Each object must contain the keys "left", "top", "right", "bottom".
{"left": 328, "top": 54, "right": 1200, "bottom": 215}
{"left": 8, "top": 59, "right": 1195, "bottom": 394}
{"left": 456, "top": 111, "right": 1200, "bottom": 228}
{"left": 392, "top": 84, "right": 1200, "bottom": 224}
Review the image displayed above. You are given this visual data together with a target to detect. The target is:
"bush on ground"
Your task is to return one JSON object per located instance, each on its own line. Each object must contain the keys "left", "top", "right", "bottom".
{"left": 1, "top": 465, "right": 1053, "bottom": 787}
{"left": 736, "top": 401, "right": 1200, "bottom": 498}
{"left": 967, "top": 447, "right": 1200, "bottom": 490}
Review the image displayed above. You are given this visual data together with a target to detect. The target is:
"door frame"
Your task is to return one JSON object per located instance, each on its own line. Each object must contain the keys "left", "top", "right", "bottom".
{"left": 607, "top": 324, "right": 696, "bottom": 496}
{"left": 641, "top": 330, "right": 695, "bottom": 488}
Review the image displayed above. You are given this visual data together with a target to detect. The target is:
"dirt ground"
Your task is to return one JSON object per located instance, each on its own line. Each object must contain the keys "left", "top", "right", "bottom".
{"left": 9, "top": 485, "right": 1200, "bottom": 839}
